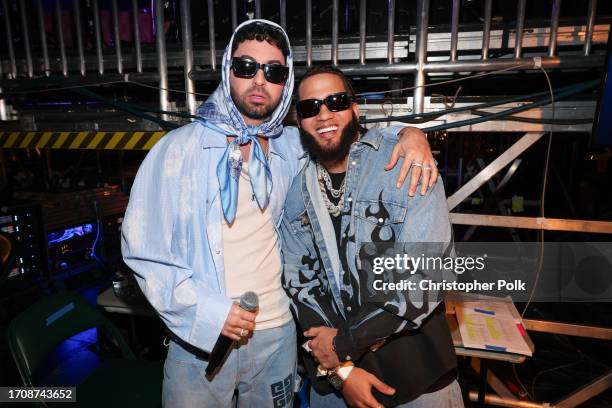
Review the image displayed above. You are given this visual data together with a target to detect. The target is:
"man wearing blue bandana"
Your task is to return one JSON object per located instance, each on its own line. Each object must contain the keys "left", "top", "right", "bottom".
{"left": 121, "top": 19, "right": 436, "bottom": 407}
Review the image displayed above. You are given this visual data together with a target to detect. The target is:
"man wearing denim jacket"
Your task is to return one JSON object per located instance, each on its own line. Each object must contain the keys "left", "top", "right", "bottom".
{"left": 121, "top": 20, "right": 437, "bottom": 407}
{"left": 281, "top": 66, "right": 463, "bottom": 408}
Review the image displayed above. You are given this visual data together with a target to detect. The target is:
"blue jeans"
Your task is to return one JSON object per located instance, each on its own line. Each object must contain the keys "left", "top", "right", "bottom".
{"left": 310, "top": 379, "right": 464, "bottom": 408}
{"left": 162, "top": 320, "right": 297, "bottom": 408}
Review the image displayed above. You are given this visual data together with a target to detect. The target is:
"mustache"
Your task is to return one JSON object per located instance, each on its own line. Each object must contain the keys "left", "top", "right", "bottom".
{"left": 245, "top": 85, "right": 271, "bottom": 99}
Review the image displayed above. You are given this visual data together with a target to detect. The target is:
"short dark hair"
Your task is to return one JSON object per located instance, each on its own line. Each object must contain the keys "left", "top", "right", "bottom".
{"left": 298, "top": 65, "right": 357, "bottom": 98}
{"left": 232, "top": 22, "right": 290, "bottom": 59}
{"left": 297, "top": 65, "right": 366, "bottom": 134}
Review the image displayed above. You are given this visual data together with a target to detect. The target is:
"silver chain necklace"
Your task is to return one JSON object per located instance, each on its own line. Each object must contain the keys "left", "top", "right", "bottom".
{"left": 317, "top": 163, "right": 345, "bottom": 216}
{"left": 317, "top": 163, "right": 346, "bottom": 198}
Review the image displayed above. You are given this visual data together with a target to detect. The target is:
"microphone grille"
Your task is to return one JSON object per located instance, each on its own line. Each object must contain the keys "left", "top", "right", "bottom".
{"left": 240, "top": 291, "right": 259, "bottom": 312}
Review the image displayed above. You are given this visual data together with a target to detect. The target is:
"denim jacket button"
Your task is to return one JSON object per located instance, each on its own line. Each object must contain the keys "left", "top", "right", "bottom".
{"left": 378, "top": 218, "right": 384, "bottom": 224}
{"left": 351, "top": 160, "right": 357, "bottom": 166}
{"left": 347, "top": 197, "right": 353, "bottom": 202}
{"left": 347, "top": 306, "right": 352, "bottom": 312}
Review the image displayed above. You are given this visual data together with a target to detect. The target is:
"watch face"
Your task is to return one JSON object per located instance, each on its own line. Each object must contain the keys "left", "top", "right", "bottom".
{"left": 328, "top": 373, "right": 344, "bottom": 391}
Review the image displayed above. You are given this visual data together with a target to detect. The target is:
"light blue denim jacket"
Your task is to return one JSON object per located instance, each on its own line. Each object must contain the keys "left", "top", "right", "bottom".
{"left": 120, "top": 121, "right": 305, "bottom": 353}
{"left": 280, "top": 128, "right": 455, "bottom": 362}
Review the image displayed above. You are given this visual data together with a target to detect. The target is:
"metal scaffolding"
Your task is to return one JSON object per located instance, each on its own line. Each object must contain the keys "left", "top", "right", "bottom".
{"left": 0, "top": 0, "right": 610, "bottom": 236}
{"left": 0, "top": 0, "right": 608, "bottom": 112}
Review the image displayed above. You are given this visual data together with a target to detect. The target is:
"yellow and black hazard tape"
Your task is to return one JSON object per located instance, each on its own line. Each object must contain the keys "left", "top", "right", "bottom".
{"left": 0, "top": 131, "right": 168, "bottom": 150}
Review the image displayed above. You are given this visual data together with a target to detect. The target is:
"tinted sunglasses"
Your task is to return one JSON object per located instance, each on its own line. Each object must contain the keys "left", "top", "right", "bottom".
{"left": 230, "top": 57, "right": 289, "bottom": 84}
{"left": 296, "top": 92, "right": 355, "bottom": 119}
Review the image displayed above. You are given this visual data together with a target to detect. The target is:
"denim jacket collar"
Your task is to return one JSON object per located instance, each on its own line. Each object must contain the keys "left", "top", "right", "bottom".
{"left": 356, "top": 128, "right": 385, "bottom": 150}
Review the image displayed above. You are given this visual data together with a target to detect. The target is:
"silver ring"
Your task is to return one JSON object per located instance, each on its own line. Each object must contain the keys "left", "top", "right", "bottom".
{"left": 423, "top": 165, "right": 431, "bottom": 171}
{"left": 239, "top": 328, "right": 247, "bottom": 337}
{"left": 412, "top": 163, "right": 423, "bottom": 168}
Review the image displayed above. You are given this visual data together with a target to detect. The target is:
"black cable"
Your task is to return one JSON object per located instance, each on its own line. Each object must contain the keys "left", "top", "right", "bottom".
{"left": 470, "top": 110, "right": 593, "bottom": 125}
{"left": 71, "top": 88, "right": 179, "bottom": 130}
{"left": 0, "top": 80, "right": 127, "bottom": 95}
{"left": 63, "top": 79, "right": 597, "bottom": 135}
{"left": 521, "top": 65, "right": 556, "bottom": 319}
{"left": 137, "top": 107, "right": 200, "bottom": 120}
{"left": 420, "top": 80, "right": 598, "bottom": 133}
{"left": 52, "top": 79, "right": 597, "bottom": 127}
{"left": 388, "top": 112, "right": 447, "bottom": 124}
{"left": 359, "top": 80, "right": 594, "bottom": 125}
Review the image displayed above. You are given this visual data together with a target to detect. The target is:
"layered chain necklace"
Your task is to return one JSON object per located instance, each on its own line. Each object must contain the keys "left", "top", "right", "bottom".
{"left": 317, "top": 163, "right": 346, "bottom": 217}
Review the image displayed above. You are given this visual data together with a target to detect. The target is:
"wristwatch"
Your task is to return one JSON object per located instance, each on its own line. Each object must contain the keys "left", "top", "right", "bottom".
{"left": 327, "top": 361, "right": 354, "bottom": 391}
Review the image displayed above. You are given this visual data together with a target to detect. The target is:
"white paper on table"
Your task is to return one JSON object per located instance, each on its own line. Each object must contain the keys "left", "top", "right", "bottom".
{"left": 455, "top": 300, "right": 532, "bottom": 356}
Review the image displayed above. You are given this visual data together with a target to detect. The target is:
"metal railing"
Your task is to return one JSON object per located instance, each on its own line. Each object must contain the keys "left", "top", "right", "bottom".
{"left": 0, "top": 1, "right": 611, "bottom": 239}
{"left": 0, "top": 0, "right": 608, "bottom": 120}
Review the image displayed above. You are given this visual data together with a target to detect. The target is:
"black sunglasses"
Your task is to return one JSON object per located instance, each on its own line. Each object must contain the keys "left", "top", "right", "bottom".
{"left": 231, "top": 57, "right": 289, "bottom": 84}
{"left": 296, "top": 92, "right": 354, "bottom": 119}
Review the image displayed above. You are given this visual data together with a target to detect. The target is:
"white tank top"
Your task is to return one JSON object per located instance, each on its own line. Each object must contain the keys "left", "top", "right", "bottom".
{"left": 222, "top": 162, "right": 292, "bottom": 330}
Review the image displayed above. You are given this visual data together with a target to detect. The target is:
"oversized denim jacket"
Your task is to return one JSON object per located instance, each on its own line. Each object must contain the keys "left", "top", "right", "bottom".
{"left": 121, "top": 121, "right": 305, "bottom": 353}
{"left": 280, "top": 128, "right": 455, "bottom": 362}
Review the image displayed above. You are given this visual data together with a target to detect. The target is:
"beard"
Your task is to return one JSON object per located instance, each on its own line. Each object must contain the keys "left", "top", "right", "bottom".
{"left": 299, "top": 112, "right": 361, "bottom": 165}
{"left": 231, "top": 85, "right": 279, "bottom": 121}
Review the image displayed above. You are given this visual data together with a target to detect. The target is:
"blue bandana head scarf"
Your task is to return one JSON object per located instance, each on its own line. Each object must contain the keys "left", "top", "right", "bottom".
{"left": 196, "top": 19, "right": 294, "bottom": 224}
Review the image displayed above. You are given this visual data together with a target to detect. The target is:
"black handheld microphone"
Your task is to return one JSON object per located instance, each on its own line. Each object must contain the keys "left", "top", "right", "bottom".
{"left": 205, "top": 291, "right": 259, "bottom": 377}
